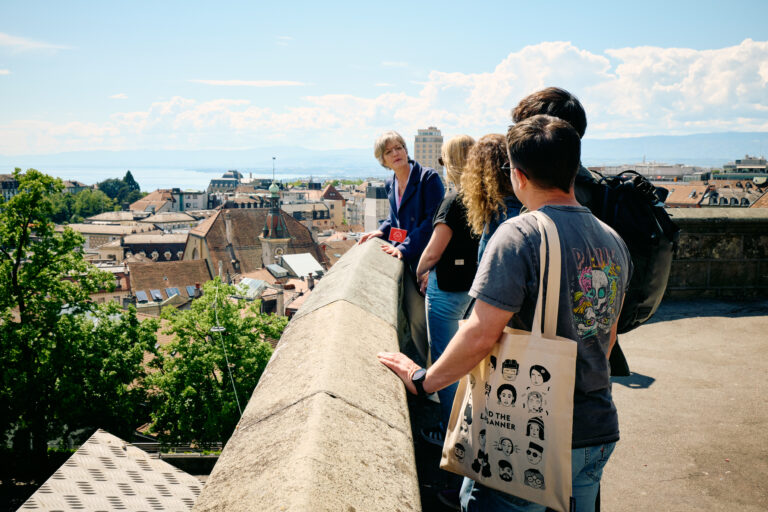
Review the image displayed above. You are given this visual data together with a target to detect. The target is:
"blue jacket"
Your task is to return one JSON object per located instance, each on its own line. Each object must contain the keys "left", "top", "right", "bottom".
{"left": 378, "top": 160, "right": 445, "bottom": 273}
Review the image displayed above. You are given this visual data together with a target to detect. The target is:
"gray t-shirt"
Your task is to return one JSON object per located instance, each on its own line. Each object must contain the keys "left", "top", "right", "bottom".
{"left": 470, "top": 205, "right": 632, "bottom": 448}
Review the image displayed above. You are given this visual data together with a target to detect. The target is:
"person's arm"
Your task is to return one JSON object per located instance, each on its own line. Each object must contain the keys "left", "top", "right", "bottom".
{"left": 607, "top": 293, "right": 626, "bottom": 358}
{"left": 396, "top": 172, "right": 444, "bottom": 263}
{"left": 377, "top": 299, "right": 513, "bottom": 394}
{"left": 415, "top": 223, "right": 453, "bottom": 281}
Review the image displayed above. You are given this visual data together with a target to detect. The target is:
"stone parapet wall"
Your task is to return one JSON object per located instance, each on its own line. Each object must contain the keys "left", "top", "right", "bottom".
{"left": 666, "top": 208, "right": 768, "bottom": 299}
{"left": 193, "top": 238, "right": 421, "bottom": 512}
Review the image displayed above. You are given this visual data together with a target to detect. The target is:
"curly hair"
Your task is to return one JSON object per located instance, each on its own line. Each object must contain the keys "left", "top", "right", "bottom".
{"left": 460, "top": 134, "right": 515, "bottom": 236}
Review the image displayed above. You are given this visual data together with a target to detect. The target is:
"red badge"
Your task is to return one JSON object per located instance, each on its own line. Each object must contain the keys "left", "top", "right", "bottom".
{"left": 389, "top": 227, "right": 407, "bottom": 243}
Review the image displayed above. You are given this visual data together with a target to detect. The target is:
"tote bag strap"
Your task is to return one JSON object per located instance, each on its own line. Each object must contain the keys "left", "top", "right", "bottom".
{"left": 529, "top": 210, "right": 562, "bottom": 339}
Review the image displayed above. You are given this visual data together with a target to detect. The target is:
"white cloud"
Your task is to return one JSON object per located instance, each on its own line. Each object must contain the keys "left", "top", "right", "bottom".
{"left": 0, "top": 32, "right": 70, "bottom": 52}
{"left": 110, "top": 93, "right": 128, "bottom": 99}
{"left": 0, "top": 69, "right": 9, "bottom": 75}
{"left": 276, "top": 36, "right": 293, "bottom": 46}
{"left": 381, "top": 61, "right": 408, "bottom": 68}
{"left": 3, "top": 39, "right": 767, "bottom": 155}
{"left": 189, "top": 79, "right": 306, "bottom": 87}
{"left": 375, "top": 83, "right": 394, "bottom": 87}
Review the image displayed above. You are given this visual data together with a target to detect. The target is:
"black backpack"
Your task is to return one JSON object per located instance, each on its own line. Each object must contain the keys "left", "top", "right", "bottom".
{"left": 575, "top": 169, "right": 680, "bottom": 334}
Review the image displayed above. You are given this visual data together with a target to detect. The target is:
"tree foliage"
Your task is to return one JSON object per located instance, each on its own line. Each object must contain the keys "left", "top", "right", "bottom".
{"left": 97, "top": 171, "right": 143, "bottom": 205}
{"left": 147, "top": 279, "right": 285, "bottom": 447}
{"left": 0, "top": 169, "right": 157, "bottom": 460}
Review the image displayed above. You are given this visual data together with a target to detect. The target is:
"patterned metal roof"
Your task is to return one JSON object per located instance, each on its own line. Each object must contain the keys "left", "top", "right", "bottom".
{"left": 20, "top": 429, "right": 202, "bottom": 511}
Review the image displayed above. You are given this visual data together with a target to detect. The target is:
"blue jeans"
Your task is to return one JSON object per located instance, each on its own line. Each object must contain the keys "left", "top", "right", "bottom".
{"left": 425, "top": 271, "right": 473, "bottom": 428}
{"left": 460, "top": 442, "right": 616, "bottom": 512}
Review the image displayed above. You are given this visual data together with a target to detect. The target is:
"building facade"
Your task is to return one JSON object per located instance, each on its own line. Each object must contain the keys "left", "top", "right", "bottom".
{"left": 364, "top": 185, "right": 389, "bottom": 233}
{"left": 413, "top": 126, "right": 444, "bottom": 180}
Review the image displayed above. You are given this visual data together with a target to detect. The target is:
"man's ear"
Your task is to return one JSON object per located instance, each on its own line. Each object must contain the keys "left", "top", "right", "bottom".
{"left": 513, "top": 167, "right": 528, "bottom": 190}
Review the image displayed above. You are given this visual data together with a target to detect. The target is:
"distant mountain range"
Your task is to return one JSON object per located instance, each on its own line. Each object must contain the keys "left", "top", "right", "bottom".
{"left": 2, "top": 132, "right": 767, "bottom": 176}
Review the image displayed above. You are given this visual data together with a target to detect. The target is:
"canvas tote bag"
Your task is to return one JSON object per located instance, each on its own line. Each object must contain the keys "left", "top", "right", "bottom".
{"left": 440, "top": 211, "right": 578, "bottom": 512}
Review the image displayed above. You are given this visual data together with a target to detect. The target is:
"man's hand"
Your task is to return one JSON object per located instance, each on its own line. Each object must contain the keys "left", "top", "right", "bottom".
{"left": 358, "top": 230, "right": 383, "bottom": 244}
{"left": 380, "top": 244, "right": 403, "bottom": 260}
{"left": 377, "top": 351, "right": 421, "bottom": 395}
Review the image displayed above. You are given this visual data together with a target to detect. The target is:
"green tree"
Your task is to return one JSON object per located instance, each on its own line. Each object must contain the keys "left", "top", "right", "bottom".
{"left": 49, "top": 192, "right": 76, "bottom": 224}
{"left": 55, "top": 303, "right": 159, "bottom": 441}
{"left": 123, "top": 170, "right": 140, "bottom": 193}
{"left": 97, "top": 178, "right": 128, "bottom": 201}
{"left": 73, "top": 188, "right": 115, "bottom": 218}
{"left": 147, "top": 279, "right": 285, "bottom": 447}
{"left": 0, "top": 169, "right": 156, "bottom": 464}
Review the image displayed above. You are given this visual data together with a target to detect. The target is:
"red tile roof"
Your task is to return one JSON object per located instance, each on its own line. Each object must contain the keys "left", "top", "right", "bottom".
{"left": 186, "top": 208, "right": 329, "bottom": 276}
{"left": 128, "top": 260, "right": 212, "bottom": 298}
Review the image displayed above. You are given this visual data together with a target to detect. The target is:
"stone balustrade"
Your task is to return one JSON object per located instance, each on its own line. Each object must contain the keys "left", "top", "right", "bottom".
{"left": 194, "top": 208, "right": 768, "bottom": 511}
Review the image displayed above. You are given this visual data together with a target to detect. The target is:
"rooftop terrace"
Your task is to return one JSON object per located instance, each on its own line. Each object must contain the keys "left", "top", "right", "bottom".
{"left": 191, "top": 208, "right": 767, "bottom": 511}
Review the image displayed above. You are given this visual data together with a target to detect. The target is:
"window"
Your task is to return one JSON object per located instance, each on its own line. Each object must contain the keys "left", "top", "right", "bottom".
{"left": 186, "top": 285, "right": 197, "bottom": 297}
{"left": 166, "top": 287, "right": 180, "bottom": 298}
{"left": 150, "top": 289, "right": 164, "bottom": 301}
{"left": 135, "top": 290, "right": 149, "bottom": 303}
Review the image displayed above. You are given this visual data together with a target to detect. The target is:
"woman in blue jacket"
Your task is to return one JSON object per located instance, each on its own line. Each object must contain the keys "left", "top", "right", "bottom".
{"left": 359, "top": 130, "right": 445, "bottom": 364}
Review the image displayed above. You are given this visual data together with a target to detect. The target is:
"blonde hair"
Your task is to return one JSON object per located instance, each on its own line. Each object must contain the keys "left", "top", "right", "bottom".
{"left": 460, "top": 134, "right": 515, "bottom": 236}
{"left": 373, "top": 131, "right": 408, "bottom": 168}
{"left": 441, "top": 135, "right": 475, "bottom": 187}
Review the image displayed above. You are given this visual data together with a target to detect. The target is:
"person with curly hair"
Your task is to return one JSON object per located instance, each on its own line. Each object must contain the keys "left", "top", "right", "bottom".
{"left": 460, "top": 134, "right": 523, "bottom": 260}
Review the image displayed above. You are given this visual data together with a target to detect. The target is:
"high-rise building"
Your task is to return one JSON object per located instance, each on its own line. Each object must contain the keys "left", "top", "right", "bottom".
{"left": 413, "top": 127, "right": 444, "bottom": 181}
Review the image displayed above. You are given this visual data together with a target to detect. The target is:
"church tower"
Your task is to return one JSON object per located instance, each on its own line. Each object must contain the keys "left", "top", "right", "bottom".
{"left": 259, "top": 181, "right": 291, "bottom": 266}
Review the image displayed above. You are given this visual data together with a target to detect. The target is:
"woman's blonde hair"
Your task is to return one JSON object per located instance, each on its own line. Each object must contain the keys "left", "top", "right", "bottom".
{"left": 373, "top": 131, "right": 408, "bottom": 168}
{"left": 441, "top": 134, "right": 475, "bottom": 187}
{"left": 460, "top": 134, "right": 515, "bottom": 236}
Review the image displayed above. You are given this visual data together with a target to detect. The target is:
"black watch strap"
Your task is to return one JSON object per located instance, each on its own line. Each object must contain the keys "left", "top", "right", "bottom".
{"left": 411, "top": 368, "right": 427, "bottom": 397}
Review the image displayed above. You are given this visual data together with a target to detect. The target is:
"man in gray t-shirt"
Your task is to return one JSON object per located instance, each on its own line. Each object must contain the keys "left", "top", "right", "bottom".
{"left": 378, "top": 114, "right": 631, "bottom": 512}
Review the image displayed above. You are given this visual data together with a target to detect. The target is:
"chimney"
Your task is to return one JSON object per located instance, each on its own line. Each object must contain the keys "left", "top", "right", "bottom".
{"left": 195, "top": 282, "right": 202, "bottom": 298}
{"left": 224, "top": 211, "right": 233, "bottom": 244}
{"left": 123, "top": 295, "right": 137, "bottom": 309}
{"left": 276, "top": 287, "right": 285, "bottom": 317}
{"left": 307, "top": 273, "right": 315, "bottom": 290}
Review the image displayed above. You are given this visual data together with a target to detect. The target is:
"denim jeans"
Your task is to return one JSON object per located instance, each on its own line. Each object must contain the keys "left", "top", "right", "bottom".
{"left": 460, "top": 442, "right": 616, "bottom": 512}
{"left": 425, "top": 271, "right": 473, "bottom": 427}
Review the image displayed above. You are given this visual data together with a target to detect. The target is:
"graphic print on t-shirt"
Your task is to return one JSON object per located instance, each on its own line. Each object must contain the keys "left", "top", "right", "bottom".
{"left": 571, "top": 251, "right": 623, "bottom": 338}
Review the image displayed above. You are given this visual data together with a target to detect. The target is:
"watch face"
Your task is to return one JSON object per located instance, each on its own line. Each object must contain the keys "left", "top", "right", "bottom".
{"left": 412, "top": 368, "right": 427, "bottom": 381}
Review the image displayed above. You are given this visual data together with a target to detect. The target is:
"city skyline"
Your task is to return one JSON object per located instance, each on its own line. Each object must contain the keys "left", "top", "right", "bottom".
{"left": 1, "top": 0, "right": 768, "bottom": 158}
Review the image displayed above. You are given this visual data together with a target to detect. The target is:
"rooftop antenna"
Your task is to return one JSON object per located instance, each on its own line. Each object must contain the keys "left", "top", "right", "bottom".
{"left": 272, "top": 156, "right": 276, "bottom": 182}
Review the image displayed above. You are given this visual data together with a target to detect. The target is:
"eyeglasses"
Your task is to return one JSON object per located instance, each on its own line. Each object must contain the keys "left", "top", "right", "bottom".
{"left": 384, "top": 145, "right": 405, "bottom": 157}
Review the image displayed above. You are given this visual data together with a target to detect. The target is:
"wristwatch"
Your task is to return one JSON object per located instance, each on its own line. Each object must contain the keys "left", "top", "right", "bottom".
{"left": 411, "top": 368, "right": 428, "bottom": 397}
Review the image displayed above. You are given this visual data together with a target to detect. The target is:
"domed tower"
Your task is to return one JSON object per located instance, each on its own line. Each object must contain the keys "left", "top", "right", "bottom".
{"left": 260, "top": 181, "right": 291, "bottom": 266}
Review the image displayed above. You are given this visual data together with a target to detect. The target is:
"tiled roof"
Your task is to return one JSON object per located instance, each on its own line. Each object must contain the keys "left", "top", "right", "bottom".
{"left": 320, "top": 239, "right": 356, "bottom": 267}
{"left": 664, "top": 184, "right": 709, "bottom": 206}
{"left": 322, "top": 184, "right": 345, "bottom": 201}
{"left": 750, "top": 190, "right": 768, "bottom": 208}
{"left": 130, "top": 189, "right": 175, "bottom": 212}
{"left": 124, "top": 233, "right": 189, "bottom": 245}
{"left": 186, "top": 209, "right": 329, "bottom": 276}
{"left": 86, "top": 211, "right": 143, "bottom": 223}
{"left": 19, "top": 429, "right": 202, "bottom": 511}
{"left": 61, "top": 224, "right": 160, "bottom": 235}
{"left": 141, "top": 212, "right": 197, "bottom": 223}
{"left": 128, "top": 260, "right": 212, "bottom": 300}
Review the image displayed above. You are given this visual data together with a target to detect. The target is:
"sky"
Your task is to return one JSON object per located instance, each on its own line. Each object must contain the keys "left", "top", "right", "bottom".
{"left": 1, "top": 0, "right": 767, "bottom": 157}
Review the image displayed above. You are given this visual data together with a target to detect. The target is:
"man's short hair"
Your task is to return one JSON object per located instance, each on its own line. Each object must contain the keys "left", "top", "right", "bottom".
{"left": 506, "top": 115, "right": 581, "bottom": 194}
{"left": 512, "top": 87, "right": 587, "bottom": 139}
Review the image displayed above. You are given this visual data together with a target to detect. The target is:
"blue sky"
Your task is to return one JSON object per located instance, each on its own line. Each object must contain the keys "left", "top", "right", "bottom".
{"left": 1, "top": 0, "right": 767, "bottom": 156}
